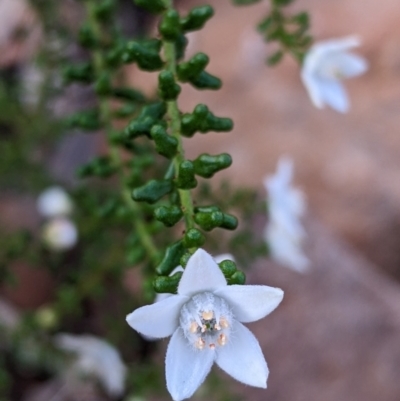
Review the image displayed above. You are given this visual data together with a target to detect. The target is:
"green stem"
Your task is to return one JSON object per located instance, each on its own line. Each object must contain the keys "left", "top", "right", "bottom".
{"left": 162, "top": 2, "right": 196, "bottom": 231}
{"left": 85, "top": 0, "right": 161, "bottom": 266}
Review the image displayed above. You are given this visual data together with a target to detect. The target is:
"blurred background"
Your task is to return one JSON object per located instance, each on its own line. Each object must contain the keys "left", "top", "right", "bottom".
{"left": 1, "top": 0, "right": 400, "bottom": 400}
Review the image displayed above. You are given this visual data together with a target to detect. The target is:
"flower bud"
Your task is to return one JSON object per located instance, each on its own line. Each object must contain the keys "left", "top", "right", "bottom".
{"left": 158, "top": 70, "right": 181, "bottom": 101}
{"left": 177, "top": 53, "right": 209, "bottom": 81}
{"left": 132, "top": 179, "right": 173, "bottom": 204}
{"left": 220, "top": 213, "right": 238, "bottom": 230}
{"left": 183, "top": 228, "right": 205, "bottom": 248}
{"left": 154, "top": 205, "right": 183, "bottom": 227}
{"left": 156, "top": 240, "right": 186, "bottom": 275}
{"left": 180, "top": 6, "right": 214, "bottom": 32}
{"left": 122, "top": 39, "right": 164, "bottom": 71}
{"left": 153, "top": 271, "right": 183, "bottom": 294}
{"left": 189, "top": 71, "right": 222, "bottom": 90}
{"left": 218, "top": 259, "right": 237, "bottom": 278}
{"left": 37, "top": 187, "right": 73, "bottom": 218}
{"left": 194, "top": 210, "right": 224, "bottom": 231}
{"left": 176, "top": 161, "right": 197, "bottom": 189}
{"left": 159, "top": 10, "right": 181, "bottom": 41}
{"left": 124, "top": 102, "right": 167, "bottom": 139}
{"left": 150, "top": 125, "right": 178, "bottom": 158}
{"left": 193, "top": 153, "right": 232, "bottom": 178}
{"left": 42, "top": 218, "right": 78, "bottom": 251}
{"left": 227, "top": 270, "right": 246, "bottom": 285}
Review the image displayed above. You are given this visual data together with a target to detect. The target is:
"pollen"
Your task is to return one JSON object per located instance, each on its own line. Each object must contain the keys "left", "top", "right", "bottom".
{"left": 219, "top": 317, "right": 229, "bottom": 329}
{"left": 189, "top": 322, "right": 198, "bottom": 333}
{"left": 218, "top": 333, "right": 227, "bottom": 346}
{"left": 195, "top": 338, "right": 205, "bottom": 350}
{"left": 202, "top": 310, "right": 213, "bottom": 320}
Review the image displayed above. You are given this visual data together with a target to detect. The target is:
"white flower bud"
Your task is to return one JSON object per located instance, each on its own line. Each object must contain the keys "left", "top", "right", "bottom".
{"left": 42, "top": 217, "right": 78, "bottom": 251}
{"left": 37, "top": 186, "right": 73, "bottom": 218}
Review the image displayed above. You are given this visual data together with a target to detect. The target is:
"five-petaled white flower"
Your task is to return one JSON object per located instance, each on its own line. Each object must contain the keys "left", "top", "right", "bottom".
{"left": 301, "top": 36, "right": 368, "bottom": 113}
{"left": 54, "top": 333, "right": 127, "bottom": 397}
{"left": 264, "top": 157, "right": 309, "bottom": 273}
{"left": 126, "top": 248, "right": 283, "bottom": 401}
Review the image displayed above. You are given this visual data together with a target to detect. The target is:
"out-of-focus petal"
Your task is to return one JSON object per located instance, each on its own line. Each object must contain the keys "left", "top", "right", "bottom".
{"left": 317, "top": 77, "right": 349, "bottom": 113}
{"left": 166, "top": 328, "right": 214, "bottom": 401}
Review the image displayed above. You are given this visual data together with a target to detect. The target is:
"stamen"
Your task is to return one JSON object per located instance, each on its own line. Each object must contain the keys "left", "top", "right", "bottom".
{"left": 189, "top": 322, "right": 198, "bottom": 333}
{"left": 214, "top": 323, "right": 221, "bottom": 331}
{"left": 209, "top": 343, "right": 215, "bottom": 349}
{"left": 202, "top": 310, "right": 213, "bottom": 320}
{"left": 218, "top": 334, "right": 227, "bottom": 346}
{"left": 195, "top": 338, "right": 205, "bottom": 350}
{"left": 219, "top": 317, "right": 229, "bottom": 329}
{"left": 201, "top": 325, "right": 207, "bottom": 333}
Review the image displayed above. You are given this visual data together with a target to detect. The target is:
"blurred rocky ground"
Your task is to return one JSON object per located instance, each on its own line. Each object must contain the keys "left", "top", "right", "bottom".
{"left": 1, "top": 0, "right": 400, "bottom": 400}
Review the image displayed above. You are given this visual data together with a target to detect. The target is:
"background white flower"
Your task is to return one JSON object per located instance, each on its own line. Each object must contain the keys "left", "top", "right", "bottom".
{"left": 54, "top": 333, "right": 127, "bottom": 397}
{"left": 41, "top": 217, "right": 78, "bottom": 251}
{"left": 127, "top": 249, "right": 283, "bottom": 401}
{"left": 301, "top": 36, "right": 368, "bottom": 113}
{"left": 37, "top": 186, "right": 73, "bottom": 218}
{"left": 264, "top": 157, "right": 310, "bottom": 273}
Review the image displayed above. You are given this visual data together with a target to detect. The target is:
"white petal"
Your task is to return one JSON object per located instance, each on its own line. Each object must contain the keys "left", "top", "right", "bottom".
{"left": 266, "top": 223, "right": 310, "bottom": 273}
{"left": 215, "top": 321, "right": 268, "bottom": 388}
{"left": 166, "top": 328, "right": 214, "bottom": 401}
{"left": 126, "top": 295, "right": 188, "bottom": 338}
{"left": 178, "top": 249, "right": 227, "bottom": 296}
{"left": 301, "top": 69, "right": 325, "bottom": 109}
{"left": 312, "top": 36, "right": 361, "bottom": 55}
{"left": 328, "top": 52, "right": 368, "bottom": 78}
{"left": 317, "top": 77, "right": 349, "bottom": 113}
{"left": 214, "top": 285, "right": 283, "bottom": 323}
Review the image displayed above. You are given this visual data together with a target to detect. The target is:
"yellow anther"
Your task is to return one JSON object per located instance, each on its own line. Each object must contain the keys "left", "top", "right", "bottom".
{"left": 214, "top": 323, "right": 221, "bottom": 331}
{"left": 201, "top": 325, "right": 207, "bottom": 333}
{"left": 218, "top": 334, "right": 227, "bottom": 346}
{"left": 189, "top": 322, "right": 198, "bottom": 333}
{"left": 219, "top": 317, "right": 229, "bottom": 329}
{"left": 195, "top": 338, "right": 205, "bottom": 350}
{"left": 209, "top": 343, "right": 216, "bottom": 349}
{"left": 202, "top": 310, "right": 213, "bottom": 320}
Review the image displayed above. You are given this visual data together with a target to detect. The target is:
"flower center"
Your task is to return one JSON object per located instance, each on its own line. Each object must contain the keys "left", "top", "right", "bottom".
{"left": 180, "top": 292, "right": 232, "bottom": 351}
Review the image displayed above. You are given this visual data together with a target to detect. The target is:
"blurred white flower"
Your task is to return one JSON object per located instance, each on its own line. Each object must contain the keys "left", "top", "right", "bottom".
{"left": 127, "top": 249, "right": 283, "bottom": 401}
{"left": 37, "top": 186, "right": 73, "bottom": 218}
{"left": 301, "top": 36, "right": 368, "bottom": 113}
{"left": 42, "top": 217, "right": 78, "bottom": 251}
{"left": 264, "top": 157, "right": 310, "bottom": 273}
{"left": 54, "top": 333, "right": 127, "bottom": 397}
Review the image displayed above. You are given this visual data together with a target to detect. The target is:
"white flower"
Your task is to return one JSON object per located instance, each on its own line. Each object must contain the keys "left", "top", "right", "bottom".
{"left": 42, "top": 217, "right": 78, "bottom": 251}
{"left": 54, "top": 333, "right": 127, "bottom": 397}
{"left": 126, "top": 249, "right": 283, "bottom": 401}
{"left": 301, "top": 36, "right": 368, "bottom": 113}
{"left": 264, "top": 157, "right": 310, "bottom": 273}
{"left": 37, "top": 186, "right": 73, "bottom": 218}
